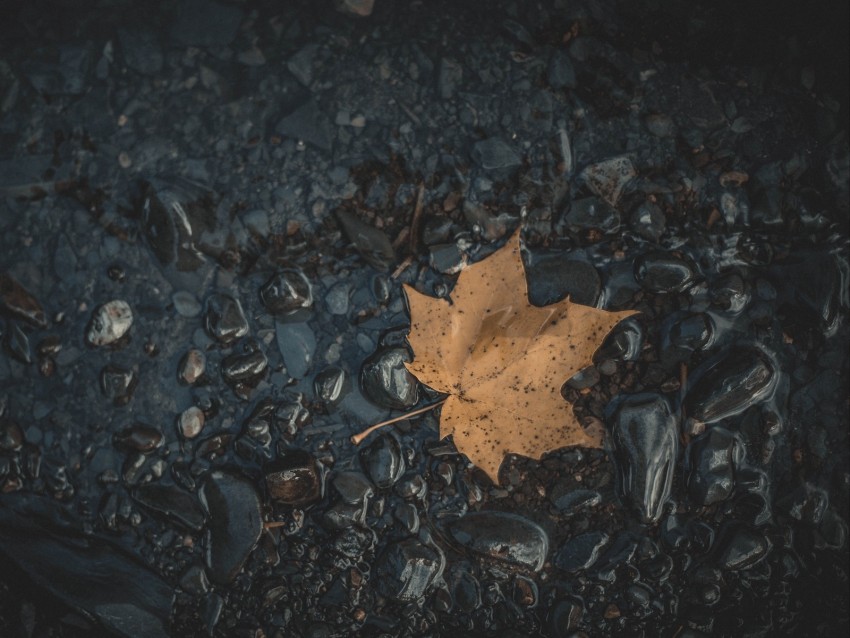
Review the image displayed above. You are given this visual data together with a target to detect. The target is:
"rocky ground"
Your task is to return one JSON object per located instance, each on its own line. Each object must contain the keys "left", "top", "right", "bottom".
{"left": 0, "top": 0, "right": 848, "bottom": 636}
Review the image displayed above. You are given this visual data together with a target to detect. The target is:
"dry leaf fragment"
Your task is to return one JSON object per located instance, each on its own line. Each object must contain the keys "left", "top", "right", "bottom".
{"left": 404, "top": 229, "right": 636, "bottom": 483}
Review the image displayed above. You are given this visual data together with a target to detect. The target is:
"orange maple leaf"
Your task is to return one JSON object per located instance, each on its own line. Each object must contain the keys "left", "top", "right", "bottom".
{"left": 403, "top": 229, "right": 636, "bottom": 483}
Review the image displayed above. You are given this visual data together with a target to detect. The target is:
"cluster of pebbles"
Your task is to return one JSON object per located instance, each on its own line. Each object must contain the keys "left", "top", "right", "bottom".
{"left": 1, "top": 0, "right": 848, "bottom": 636}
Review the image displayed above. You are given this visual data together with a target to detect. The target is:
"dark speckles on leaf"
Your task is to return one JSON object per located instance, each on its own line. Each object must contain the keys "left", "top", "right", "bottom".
{"left": 402, "top": 229, "right": 636, "bottom": 483}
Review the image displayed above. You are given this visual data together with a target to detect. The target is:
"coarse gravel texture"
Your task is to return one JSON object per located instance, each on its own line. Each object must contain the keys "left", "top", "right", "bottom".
{"left": 1, "top": 0, "right": 848, "bottom": 637}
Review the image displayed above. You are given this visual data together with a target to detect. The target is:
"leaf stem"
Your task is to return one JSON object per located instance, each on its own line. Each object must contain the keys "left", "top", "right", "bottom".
{"left": 350, "top": 397, "right": 448, "bottom": 445}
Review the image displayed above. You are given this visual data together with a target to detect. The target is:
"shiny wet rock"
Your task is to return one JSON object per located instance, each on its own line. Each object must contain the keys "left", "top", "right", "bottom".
{"left": 374, "top": 539, "right": 444, "bottom": 601}
{"left": 200, "top": 470, "right": 263, "bottom": 585}
{"left": 204, "top": 293, "right": 249, "bottom": 345}
{"left": 449, "top": 511, "right": 549, "bottom": 571}
{"left": 360, "top": 346, "right": 419, "bottom": 410}
{"left": 686, "top": 346, "right": 777, "bottom": 423}
{"left": 265, "top": 450, "right": 323, "bottom": 506}
{"left": 86, "top": 300, "right": 133, "bottom": 347}
{"left": 608, "top": 393, "right": 678, "bottom": 524}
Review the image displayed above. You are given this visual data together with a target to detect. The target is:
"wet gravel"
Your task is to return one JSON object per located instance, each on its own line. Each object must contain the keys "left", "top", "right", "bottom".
{"left": 1, "top": 0, "right": 848, "bottom": 636}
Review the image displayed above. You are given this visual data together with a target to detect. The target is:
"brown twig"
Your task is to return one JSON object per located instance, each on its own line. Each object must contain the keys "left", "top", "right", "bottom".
{"left": 390, "top": 255, "right": 414, "bottom": 280}
{"left": 408, "top": 181, "right": 426, "bottom": 254}
{"left": 350, "top": 397, "right": 448, "bottom": 446}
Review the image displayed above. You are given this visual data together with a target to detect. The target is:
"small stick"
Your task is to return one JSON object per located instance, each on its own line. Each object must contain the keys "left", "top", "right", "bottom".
{"left": 350, "top": 397, "right": 448, "bottom": 445}
{"left": 390, "top": 255, "right": 414, "bottom": 280}
{"left": 408, "top": 182, "right": 426, "bottom": 254}
{"left": 263, "top": 521, "right": 287, "bottom": 529}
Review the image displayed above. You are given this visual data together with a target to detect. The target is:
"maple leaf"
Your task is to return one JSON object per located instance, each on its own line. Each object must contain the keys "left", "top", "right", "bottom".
{"left": 403, "top": 229, "right": 636, "bottom": 483}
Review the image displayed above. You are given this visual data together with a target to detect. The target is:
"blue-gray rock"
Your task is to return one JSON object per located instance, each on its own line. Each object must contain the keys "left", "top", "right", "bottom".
{"left": 275, "top": 321, "right": 316, "bottom": 379}
{"left": 360, "top": 346, "right": 419, "bottom": 410}
{"left": 133, "top": 484, "right": 206, "bottom": 531}
{"left": 714, "top": 525, "right": 772, "bottom": 571}
{"left": 687, "top": 427, "right": 743, "bottom": 505}
{"left": 563, "top": 197, "right": 620, "bottom": 234}
{"left": 260, "top": 269, "right": 313, "bottom": 316}
{"left": 472, "top": 138, "right": 522, "bottom": 170}
{"left": 548, "top": 49, "right": 577, "bottom": 89}
{"left": 685, "top": 347, "right": 777, "bottom": 423}
{"left": 204, "top": 294, "right": 248, "bottom": 345}
{"left": 0, "top": 495, "right": 174, "bottom": 638}
{"left": 275, "top": 100, "right": 333, "bottom": 151}
{"left": 527, "top": 256, "right": 602, "bottom": 307}
{"left": 608, "top": 393, "right": 678, "bottom": 523}
{"left": 360, "top": 433, "right": 405, "bottom": 489}
{"left": 631, "top": 202, "right": 666, "bottom": 241}
{"left": 335, "top": 210, "right": 395, "bottom": 270}
{"left": 554, "top": 531, "right": 609, "bottom": 573}
{"left": 579, "top": 156, "right": 636, "bottom": 206}
{"left": 375, "top": 539, "right": 444, "bottom": 601}
{"left": 449, "top": 511, "right": 549, "bottom": 571}
{"left": 200, "top": 470, "right": 262, "bottom": 584}
{"left": 634, "top": 251, "right": 697, "bottom": 293}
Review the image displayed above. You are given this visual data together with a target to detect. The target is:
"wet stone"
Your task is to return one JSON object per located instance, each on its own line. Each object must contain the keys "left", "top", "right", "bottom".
{"left": 449, "top": 511, "right": 549, "bottom": 571}
{"left": 335, "top": 210, "right": 396, "bottom": 271}
{"left": 429, "top": 243, "right": 467, "bottom": 275}
{"left": 554, "top": 531, "right": 610, "bottom": 573}
{"left": 275, "top": 99, "right": 333, "bottom": 151}
{"left": 472, "top": 137, "right": 522, "bottom": 170}
{"left": 608, "top": 393, "right": 678, "bottom": 523}
{"left": 133, "top": 484, "right": 206, "bottom": 531}
{"left": 710, "top": 272, "right": 749, "bottom": 313}
{"left": 0, "top": 416, "right": 24, "bottom": 452}
{"left": 113, "top": 424, "right": 163, "bottom": 454}
{"left": 4, "top": 322, "right": 32, "bottom": 364}
{"left": 644, "top": 113, "right": 677, "bottom": 138}
{"left": 631, "top": 202, "right": 666, "bottom": 242}
{"left": 360, "top": 346, "right": 419, "bottom": 410}
{"left": 548, "top": 49, "right": 577, "bottom": 89}
{"left": 715, "top": 525, "right": 772, "bottom": 571}
{"left": 325, "top": 282, "right": 350, "bottom": 316}
{"left": 550, "top": 598, "right": 583, "bottom": 636}
{"left": 314, "top": 366, "right": 349, "bottom": 405}
{"left": 563, "top": 197, "right": 620, "bottom": 234}
{"left": 687, "top": 427, "right": 743, "bottom": 505}
{"left": 549, "top": 486, "right": 602, "bottom": 512}
{"left": 178, "top": 349, "right": 206, "bottom": 385}
{"left": 595, "top": 317, "right": 644, "bottom": 362}
{"left": 360, "top": 434, "right": 405, "bottom": 489}
{"left": 204, "top": 294, "right": 248, "bottom": 345}
{"left": 260, "top": 270, "right": 313, "bottom": 316}
{"left": 527, "top": 257, "right": 602, "bottom": 306}
{"left": 200, "top": 470, "right": 263, "bottom": 585}
{"left": 172, "top": 291, "right": 202, "bottom": 318}
{"left": 685, "top": 347, "right": 776, "bottom": 423}
{"left": 221, "top": 341, "right": 268, "bottom": 394}
{"left": 179, "top": 565, "right": 210, "bottom": 596}
{"left": 579, "top": 156, "right": 637, "bottom": 206}
{"left": 276, "top": 321, "right": 316, "bottom": 379}
{"left": 86, "top": 300, "right": 133, "bottom": 347}
{"left": 179, "top": 406, "right": 205, "bottom": 439}
{"left": 100, "top": 365, "right": 137, "bottom": 406}
{"left": 265, "top": 450, "right": 323, "bottom": 506}
{"left": 374, "top": 539, "right": 444, "bottom": 601}
{"left": 668, "top": 313, "right": 713, "bottom": 353}
{"left": 0, "top": 273, "right": 46, "bottom": 328}
{"left": 332, "top": 471, "right": 374, "bottom": 505}
{"left": 634, "top": 252, "right": 697, "bottom": 293}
